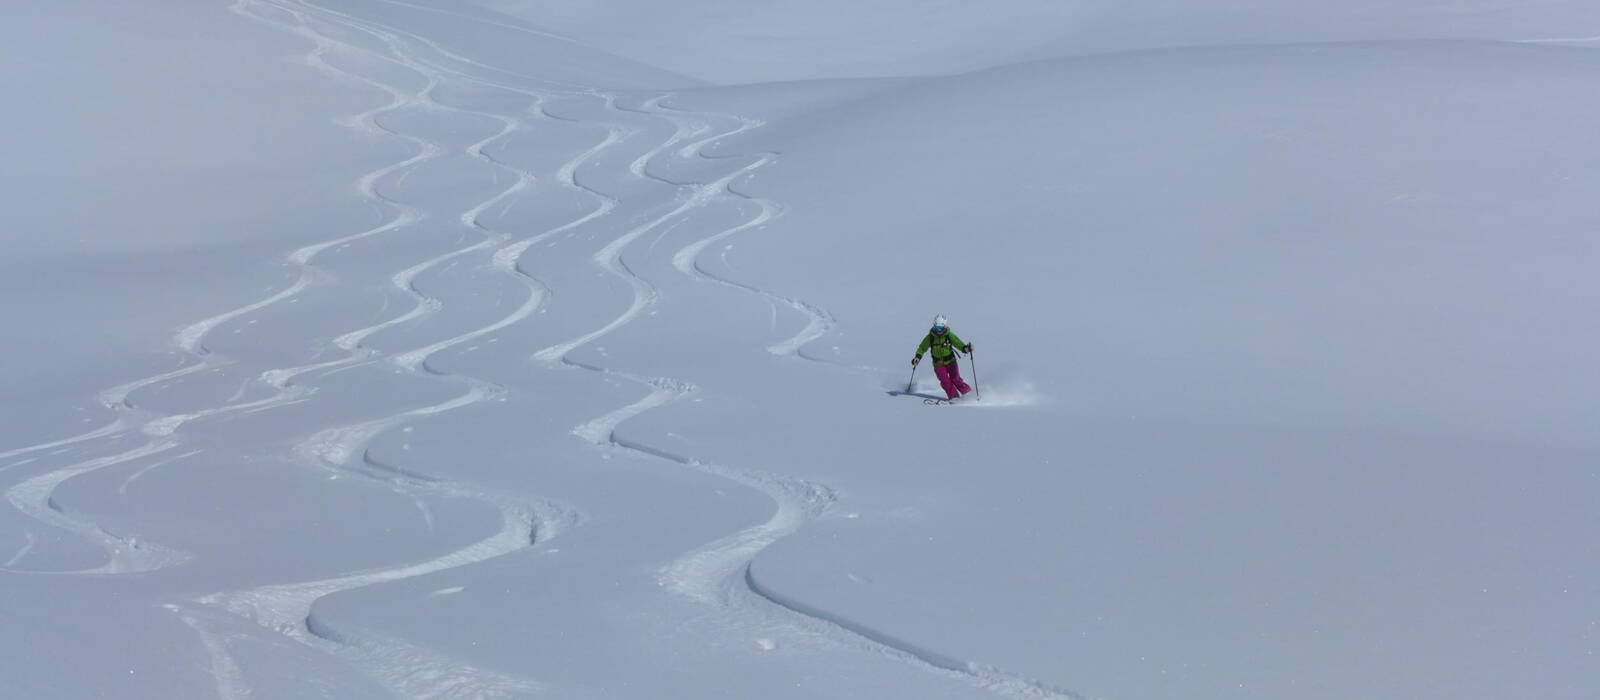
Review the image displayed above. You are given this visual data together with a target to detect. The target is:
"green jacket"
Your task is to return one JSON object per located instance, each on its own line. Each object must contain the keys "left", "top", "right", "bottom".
{"left": 916, "top": 330, "right": 968, "bottom": 366}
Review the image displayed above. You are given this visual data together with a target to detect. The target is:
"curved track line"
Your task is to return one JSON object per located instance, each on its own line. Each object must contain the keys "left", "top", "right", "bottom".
{"left": 653, "top": 106, "right": 1077, "bottom": 699}
{"left": 644, "top": 101, "right": 847, "bottom": 362}
{"left": 529, "top": 119, "right": 770, "bottom": 365}
{"left": 210, "top": 382, "right": 570, "bottom": 699}
{"left": 0, "top": 0, "right": 450, "bottom": 575}
{"left": 255, "top": 0, "right": 608, "bottom": 533}
{"left": 4, "top": 532, "right": 36, "bottom": 568}
{"left": 744, "top": 570, "right": 1085, "bottom": 699}
{"left": 3, "top": 441, "right": 190, "bottom": 574}
{"left": 0, "top": 418, "right": 128, "bottom": 464}
{"left": 540, "top": 89, "right": 1016, "bottom": 694}
{"left": 116, "top": 449, "right": 204, "bottom": 498}
{"left": 312, "top": 28, "right": 916, "bottom": 687}
{"left": 573, "top": 96, "right": 1083, "bottom": 699}
{"left": 615, "top": 99, "right": 845, "bottom": 364}
{"left": 168, "top": 604, "right": 254, "bottom": 700}
{"left": 5, "top": 0, "right": 1084, "bottom": 696}
{"left": 619, "top": 96, "right": 712, "bottom": 181}
{"left": 544, "top": 98, "right": 849, "bottom": 610}
{"left": 392, "top": 99, "right": 630, "bottom": 375}
{"left": 372, "top": 11, "right": 1073, "bottom": 689}
{"left": 173, "top": 4, "right": 632, "bottom": 696}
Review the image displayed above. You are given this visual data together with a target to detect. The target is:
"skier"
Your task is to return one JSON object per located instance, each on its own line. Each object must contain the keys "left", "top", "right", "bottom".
{"left": 911, "top": 315, "right": 973, "bottom": 401}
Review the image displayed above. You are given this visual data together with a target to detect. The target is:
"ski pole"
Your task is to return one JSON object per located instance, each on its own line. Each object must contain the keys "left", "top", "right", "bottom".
{"left": 906, "top": 363, "right": 919, "bottom": 394}
{"left": 969, "top": 350, "right": 981, "bottom": 402}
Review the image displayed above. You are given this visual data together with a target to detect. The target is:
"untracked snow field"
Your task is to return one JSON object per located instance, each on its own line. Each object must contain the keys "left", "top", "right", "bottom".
{"left": 2, "top": 1, "right": 1597, "bottom": 699}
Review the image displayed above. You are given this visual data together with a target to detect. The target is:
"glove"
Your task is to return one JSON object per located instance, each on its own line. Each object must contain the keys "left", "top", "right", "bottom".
{"left": 911, "top": 355, "right": 921, "bottom": 367}
{"left": 964, "top": 343, "right": 973, "bottom": 354}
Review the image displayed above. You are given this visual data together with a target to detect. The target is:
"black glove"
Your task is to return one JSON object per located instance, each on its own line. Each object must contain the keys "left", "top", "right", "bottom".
{"left": 911, "top": 355, "right": 921, "bottom": 367}
{"left": 964, "top": 343, "right": 973, "bottom": 354}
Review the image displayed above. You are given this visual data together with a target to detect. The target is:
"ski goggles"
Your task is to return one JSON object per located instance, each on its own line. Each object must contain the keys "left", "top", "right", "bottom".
{"left": 931, "top": 326, "right": 947, "bottom": 333}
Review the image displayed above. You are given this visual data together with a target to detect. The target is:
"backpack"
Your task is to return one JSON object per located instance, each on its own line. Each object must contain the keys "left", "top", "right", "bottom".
{"left": 926, "top": 332, "right": 959, "bottom": 363}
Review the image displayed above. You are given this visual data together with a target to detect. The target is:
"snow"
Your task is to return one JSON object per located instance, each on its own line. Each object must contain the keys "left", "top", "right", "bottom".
{"left": 2, "top": 1, "right": 1597, "bottom": 699}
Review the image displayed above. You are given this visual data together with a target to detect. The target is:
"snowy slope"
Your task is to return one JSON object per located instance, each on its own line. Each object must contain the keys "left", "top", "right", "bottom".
{"left": 484, "top": 0, "right": 1600, "bottom": 83}
{"left": 638, "top": 43, "right": 1600, "bottom": 699}
{"left": 2, "top": 1, "right": 1597, "bottom": 699}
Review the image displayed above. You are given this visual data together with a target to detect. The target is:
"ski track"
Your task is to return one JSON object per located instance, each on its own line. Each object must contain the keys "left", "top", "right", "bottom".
{"left": 0, "top": 0, "right": 454, "bottom": 575}
{"left": 174, "top": 2, "right": 594, "bottom": 697}
{"left": 3, "top": 441, "right": 191, "bottom": 574}
{"left": 4, "top": 531, "right": 36, "bottom": 568}
{"left": 0, "top": 0, "right": 1079, "bottom": 696}
{"left": 251, "top": 3, "right": 1077, "bottom": 697}
{"left": 546, "top": 80, "right": 1082, "bottom": 700}
{"left": 628, "top": 99, "right": 845, "bottom": 365}
{"left": 169, "top": 605, "right": 255, "bottom": 700}
{"left": 0, "top": 0, "right": 583, "bottom": 693}
{"left": 116, "top": 449, "right": 204, "bottom": 498}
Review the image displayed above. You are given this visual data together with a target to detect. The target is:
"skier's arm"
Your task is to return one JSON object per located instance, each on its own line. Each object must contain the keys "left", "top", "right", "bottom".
{"left": 915, "top": 335, "right": 932, "bottom": 358}
{"left": 947, "top": 332, "right": 970, "bottom": 354}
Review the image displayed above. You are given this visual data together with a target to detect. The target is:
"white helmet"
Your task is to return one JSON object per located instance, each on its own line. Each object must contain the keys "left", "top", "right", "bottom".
{"left": 932, "top": 315, "right": 949, "bottom": 330}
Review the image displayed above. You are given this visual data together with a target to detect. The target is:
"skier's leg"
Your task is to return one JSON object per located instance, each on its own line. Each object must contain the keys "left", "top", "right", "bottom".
{"left": 934, "top": 364, "right": 958, "bottom": 399}
{"left": 934, "top": 364, "right": 953, "bottom": 396}
{"left": 948, "top": 362, "right": 972, "bottom": 395}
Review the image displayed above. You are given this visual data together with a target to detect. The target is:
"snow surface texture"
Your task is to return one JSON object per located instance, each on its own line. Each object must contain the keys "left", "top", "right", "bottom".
{"left": 1, "top": 1, "right": 1597, "bottom": 699}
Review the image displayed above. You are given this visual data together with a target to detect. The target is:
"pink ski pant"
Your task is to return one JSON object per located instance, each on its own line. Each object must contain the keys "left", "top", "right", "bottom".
{"left": 934, "top": 362, "right": 971, "bottom": 399}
